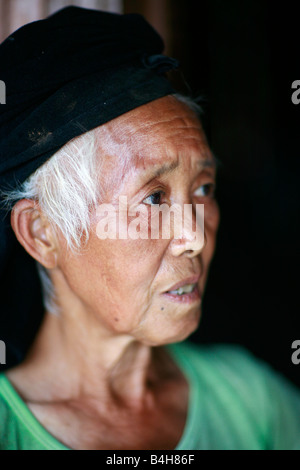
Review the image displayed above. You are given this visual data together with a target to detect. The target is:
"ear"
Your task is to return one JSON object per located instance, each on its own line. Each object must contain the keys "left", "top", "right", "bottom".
{"left": 10, "top": 199, "right": 58, "bottom": 269}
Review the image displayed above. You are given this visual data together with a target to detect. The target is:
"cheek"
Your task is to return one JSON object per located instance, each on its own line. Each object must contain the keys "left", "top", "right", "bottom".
{"left": 68, "top": 234, "right": 167, "bottom": 305}
{"left": 89, "top": 237, "right": 169, "bottom": 330}
{"left": 108, "top": 238, "right": 168, "bottom": 306}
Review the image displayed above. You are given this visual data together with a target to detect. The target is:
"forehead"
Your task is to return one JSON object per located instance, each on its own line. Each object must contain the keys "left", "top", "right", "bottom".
{"left": 94, "top": 96, "right": 213, "bottom": 184}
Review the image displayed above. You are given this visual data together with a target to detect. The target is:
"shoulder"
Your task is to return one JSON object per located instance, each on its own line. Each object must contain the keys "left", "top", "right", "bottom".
{"left": 0, "top": 373, "right": 12, "bottom": 413}
{"left": 0, "top": 373, "right": 16, "bottom": 449}
{"left": 0, "top": 372, "right": 68, "bottom": 450}
{"left": 168, "top": 341, "right": 300, "bottom": 450}
{"left": 168, "top": 340, "right": 271, "bottom": 380}
{"left": 169, "top": 340, "right": 300, "bottom": 403}
{"left": 168, "top": 341, "right": 272, "bottom": 406}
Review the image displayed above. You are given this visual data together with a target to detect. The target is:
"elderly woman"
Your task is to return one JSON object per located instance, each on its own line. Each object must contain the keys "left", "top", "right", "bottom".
{"left": 0, "top": 7, "right": 300, "bottom": 450}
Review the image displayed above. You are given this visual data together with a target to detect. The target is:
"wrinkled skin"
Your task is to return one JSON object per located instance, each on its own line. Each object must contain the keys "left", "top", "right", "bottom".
{"left": 8, "top": 96, "right": 220, "bottom": 450}
{"left": 55, "top": 95, "right": 219, "bottom": 345}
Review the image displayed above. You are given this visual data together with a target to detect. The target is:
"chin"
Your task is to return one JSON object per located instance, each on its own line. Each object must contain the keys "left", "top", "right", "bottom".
{"left": 145, "top": 307, "right": 201, "bottom": 346}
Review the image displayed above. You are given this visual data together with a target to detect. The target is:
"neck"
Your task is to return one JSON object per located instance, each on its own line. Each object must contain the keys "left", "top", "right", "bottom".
{"left": 8, "top": 310, "right": 159, "bottom": 410}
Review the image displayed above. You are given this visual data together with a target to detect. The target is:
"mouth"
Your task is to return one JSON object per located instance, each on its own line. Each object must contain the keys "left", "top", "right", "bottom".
{"left": 162, "top": 275, "right": 201, "bottom": 304}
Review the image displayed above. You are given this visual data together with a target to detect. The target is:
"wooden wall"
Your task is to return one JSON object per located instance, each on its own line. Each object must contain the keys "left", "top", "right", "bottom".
{"left": 124, "top": 0, "right": 172, "bottom": 55}
{"left": 0, "top": 0, "right": 174, "bottom": 58}
{"left": 0, "top": 0, "right": 123, "bottom": 42}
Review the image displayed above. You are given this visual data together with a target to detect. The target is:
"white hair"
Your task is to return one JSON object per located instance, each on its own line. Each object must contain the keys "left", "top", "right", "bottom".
{"left": 1, "top": 93, "right": 202, "bottom": 314}
{"left": 3, "top": 130, "right": 101, "bottom": 252}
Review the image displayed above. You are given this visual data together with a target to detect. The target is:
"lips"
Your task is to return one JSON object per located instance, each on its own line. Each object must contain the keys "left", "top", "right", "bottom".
{"left": 162, "top": 274, "right": 202, "bottom": 304}
{"left": 164, "top": 275, "right": 201, "bottom": 294}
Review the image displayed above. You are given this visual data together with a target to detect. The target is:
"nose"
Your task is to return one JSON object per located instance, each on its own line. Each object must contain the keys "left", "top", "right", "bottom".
{"left": 170, "top": 203, "right": 206, "bottom": 258}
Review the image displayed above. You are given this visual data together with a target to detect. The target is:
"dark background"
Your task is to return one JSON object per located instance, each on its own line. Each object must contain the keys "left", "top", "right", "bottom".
{"left": 1, "top": 0, "right": 299, "bottom": 388}
{"left": 138, "top": 0, "right": 300, "bottom": 387}
{"left": 125, "top": 0, "right": 300, "bottom": 387}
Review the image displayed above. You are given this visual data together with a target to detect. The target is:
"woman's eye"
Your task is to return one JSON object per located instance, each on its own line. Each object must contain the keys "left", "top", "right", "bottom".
{"left": 143, "top": 191, "right": 164, "bottom": 205}
{"left": 194, "top": 183, "right": 215, "bottom": 198}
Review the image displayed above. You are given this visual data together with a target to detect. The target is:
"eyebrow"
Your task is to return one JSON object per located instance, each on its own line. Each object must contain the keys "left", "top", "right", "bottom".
{"left": 147, "top": 155, "right": 217, "bottom": 180}
{"left": 150, "top": 160, "right": 179, "bottom": 179}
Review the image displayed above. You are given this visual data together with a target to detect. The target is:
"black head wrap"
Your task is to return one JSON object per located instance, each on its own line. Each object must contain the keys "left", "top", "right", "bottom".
{"left": 0, "top": 6, "right": 178, "bottom": 368}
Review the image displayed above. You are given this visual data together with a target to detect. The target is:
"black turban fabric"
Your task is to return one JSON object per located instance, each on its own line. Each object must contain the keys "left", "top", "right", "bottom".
{"left": 0, "top": 6, "right": 178, "bottom": 368}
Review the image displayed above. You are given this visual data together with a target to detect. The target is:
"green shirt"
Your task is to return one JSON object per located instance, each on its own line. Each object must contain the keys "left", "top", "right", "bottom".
{"left": 0, "top": 341, "right": 300, "bottom": 450}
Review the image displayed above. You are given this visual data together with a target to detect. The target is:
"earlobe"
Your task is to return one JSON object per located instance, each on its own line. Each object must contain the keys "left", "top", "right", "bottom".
{"left": 11, "top": 199, "right": 58, "bottom": 269}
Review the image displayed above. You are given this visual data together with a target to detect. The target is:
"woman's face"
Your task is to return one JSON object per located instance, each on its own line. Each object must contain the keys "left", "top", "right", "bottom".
{"left": 57, "top": 96, "right": 220, "bottom": 346}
